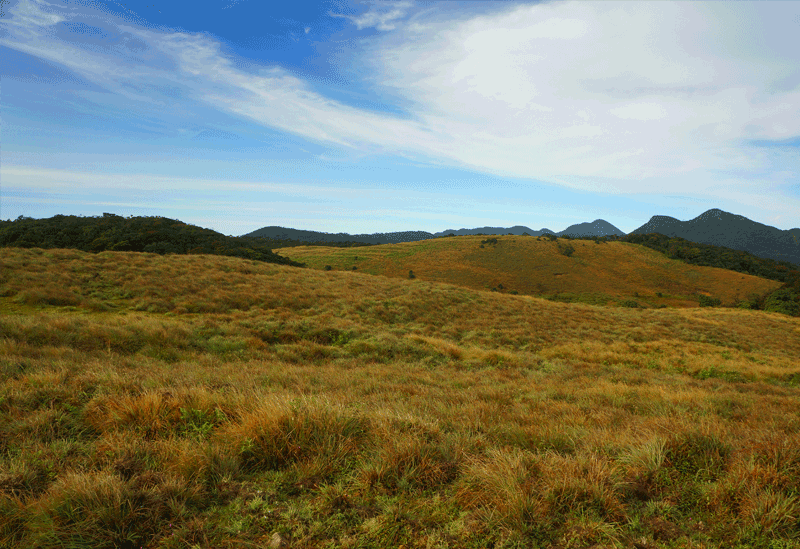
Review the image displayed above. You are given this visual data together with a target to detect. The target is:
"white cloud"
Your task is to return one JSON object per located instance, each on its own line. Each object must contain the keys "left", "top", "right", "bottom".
{"left": 1, "top": 166, "right": 368, "bottom": 200}
{"left": 330, "top": 1, "right": 412, "bottom": 31}
{"left": 366, "top": 1, "right": 800, "bottom": 190}
{"left": 7, "top": 0, "right": 64, "bottom": 28}
{"left": 610, "top": 103, "right": 668, "bottom": 122}
{"left": 2, "top": 0, "right": 799, "bottom": 210}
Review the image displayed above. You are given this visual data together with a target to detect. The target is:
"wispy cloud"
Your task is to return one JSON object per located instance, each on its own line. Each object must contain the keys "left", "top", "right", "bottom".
{"left": 3, "top": 0, "right": 799, "bottom": 215}
{"left": 368, "top": 2, "right": 800, "bottom": 190}
{"left": 330, "top": 0, "right": 412, "bottom": 32}
{"left": 5, "top": 0, "right": 64, "bottom": 27}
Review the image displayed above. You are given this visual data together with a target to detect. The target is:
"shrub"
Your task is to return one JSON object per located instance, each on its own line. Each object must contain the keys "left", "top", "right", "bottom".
{"left": 735, "top": 293, "right": 761, "bottom": 311}
{"left": 408, "top": 270, "right": 415, "bottom": 279}
{"left": 559, "top": 243, "right": 575, "bottom": 257}
{"left": 699, "top": 295, "right": 722, "bottom": 307}
{"left": 621, "top": 300, "right": 639, "bottom": 308}
{"left": 324, "top": 265, "right": 332, "bottom": 271}
{"left": 763, "top": 288, "right": 800, "bottom": 316}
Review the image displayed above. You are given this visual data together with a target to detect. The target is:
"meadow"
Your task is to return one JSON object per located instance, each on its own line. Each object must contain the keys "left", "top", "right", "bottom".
{"left": 275, "top": 235, "right": 782, "bottom": 309}
{"left": 1, "top": 245, "right": 799, "bottom": 548}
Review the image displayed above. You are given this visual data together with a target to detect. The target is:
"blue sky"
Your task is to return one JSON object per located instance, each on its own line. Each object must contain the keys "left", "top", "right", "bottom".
{"left": 2, "top": 0, "right": 799, "bottom": 236}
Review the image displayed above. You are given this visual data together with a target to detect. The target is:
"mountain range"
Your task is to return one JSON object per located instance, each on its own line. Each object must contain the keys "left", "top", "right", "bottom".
{"left": 243, "top": 219, "right": 625, "bottom": 243}
{"left": 244, "top": 209, "right": 800, "bottom": 268}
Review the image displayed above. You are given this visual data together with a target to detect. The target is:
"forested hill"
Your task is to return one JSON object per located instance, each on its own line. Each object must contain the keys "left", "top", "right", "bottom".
{"left": 0, "top": 214, "right": 305, "bottom": 267}
{"left": 244, "top": 225, "right": 435, "bottom": 245}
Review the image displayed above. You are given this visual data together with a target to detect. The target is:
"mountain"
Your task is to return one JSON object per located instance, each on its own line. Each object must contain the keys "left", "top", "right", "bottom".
{"left": 629, "top": 208, "right": 800, "bottom": 268}
{"left": 246, "top": 220, "right": 625, "bottom": 243}
{"left": 432, "top": 226, "right": 555, "bottom": 237}
{"left": 243, "top": 226, "right": 435, "bottom": 245}
{"left": 244, "top": 209, "right": 798, "bottom": 268}
{"left": 409, "top": 221, "right": 623, "bottom": 238}
{"left": 557, "top": 219, "right": 626, "bottom": 238}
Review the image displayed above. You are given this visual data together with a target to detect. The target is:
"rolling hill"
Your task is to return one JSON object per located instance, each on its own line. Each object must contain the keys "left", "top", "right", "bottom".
{"left": 275, "top": 234, "right": 782, "bottom": 310}
{"left": 1, "top": 246, "right": 799, "bottom": 547}
{"left": 247, "top": 208, "right": 799, "bottom": 269}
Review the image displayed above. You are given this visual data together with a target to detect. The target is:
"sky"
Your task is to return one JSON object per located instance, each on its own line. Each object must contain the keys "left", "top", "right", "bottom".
{"left": 1, "top": 0, "right": 799, "bottom": 236}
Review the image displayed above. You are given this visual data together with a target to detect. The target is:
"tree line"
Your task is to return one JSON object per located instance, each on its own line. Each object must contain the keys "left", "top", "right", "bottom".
{"left": 0, "top": 214, "right": 306, "bottom": 267}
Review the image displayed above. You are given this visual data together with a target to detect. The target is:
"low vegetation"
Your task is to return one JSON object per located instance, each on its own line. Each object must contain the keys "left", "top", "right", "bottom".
{"left": 277, "top": 235, "right": 784, "bottom": 312}
{"left": 618, "top": 233, "right": 800, "bottom": 316}
{"left": 4, "top": 214, "right": 797, "bottom": 316}
{"left": 2, "top": 247, "right": 800, "bottom": 548}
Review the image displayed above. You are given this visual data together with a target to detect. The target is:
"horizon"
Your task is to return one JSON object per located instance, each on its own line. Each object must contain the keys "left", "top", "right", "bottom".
{"left": 6, "top": 206, "right": 798, "bottom": 239}
{"left": 2, "top": 0, "right": 799, "bottom": 235}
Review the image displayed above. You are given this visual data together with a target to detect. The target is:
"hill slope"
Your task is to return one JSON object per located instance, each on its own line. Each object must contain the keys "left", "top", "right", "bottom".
{"left": 246, "top": 208, "right": 796, "bottom": 268}
{"left": 1, "top": 247, "right": 799, "bottom": 548}
{"left": 276, "top": 234, "right": 782, "bottom": 309}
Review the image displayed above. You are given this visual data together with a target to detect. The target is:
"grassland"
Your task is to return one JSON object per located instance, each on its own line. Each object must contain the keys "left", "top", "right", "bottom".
{"left": 275, "top": 235, "right": 782, "bottom": 309}
{"left": 1, "top": 246, "right": 800, "bottom": 548}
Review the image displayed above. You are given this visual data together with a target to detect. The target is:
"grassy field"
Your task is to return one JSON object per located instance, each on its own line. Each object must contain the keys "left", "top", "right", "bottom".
{"left": 275, "top": 235, "right": 782, "bottom": 309}
{"left": 1, "top": 246, "right": 800, "bottom": 548}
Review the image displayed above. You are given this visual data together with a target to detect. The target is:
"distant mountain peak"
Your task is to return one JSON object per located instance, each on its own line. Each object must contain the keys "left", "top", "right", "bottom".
{"left": 557, "top": 219, "right": 625, "bottom": 237}
{"left": 698, "top": 208, "right": 728, "bottom": 218}
{"left": 649, "top": 214, "right": 680, "bottom": 221}
{"left": 630, "top": 209, "right": 800, "bottom": 268}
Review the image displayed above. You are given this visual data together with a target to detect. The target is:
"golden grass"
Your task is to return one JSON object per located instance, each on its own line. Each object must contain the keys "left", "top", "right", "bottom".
{"left": 1, "top": 246, "right": 799, "bottom": 548}
{"left": 277, "top": 235, "right": 782, "bottom": 308}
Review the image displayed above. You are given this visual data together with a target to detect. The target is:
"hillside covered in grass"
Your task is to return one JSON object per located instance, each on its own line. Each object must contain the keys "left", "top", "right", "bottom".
{"left": 0, "top": 214, "right": 305, "bottom": 267}
{"left": 276, "top": 234, "right": 784, "bottom": 312}
{"left": 2, "top": 247, "right": 800, "bottom": 548}
{"left": 618, "top": 232, "right": 800, "bottom": 317}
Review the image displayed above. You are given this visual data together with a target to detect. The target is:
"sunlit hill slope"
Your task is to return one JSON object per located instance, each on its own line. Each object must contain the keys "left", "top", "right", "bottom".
{"left": 2, "top": 246, "right": 800, "bottom": 548}
{"left": 276, "top": 235, "right": 782, "bottom": 309}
